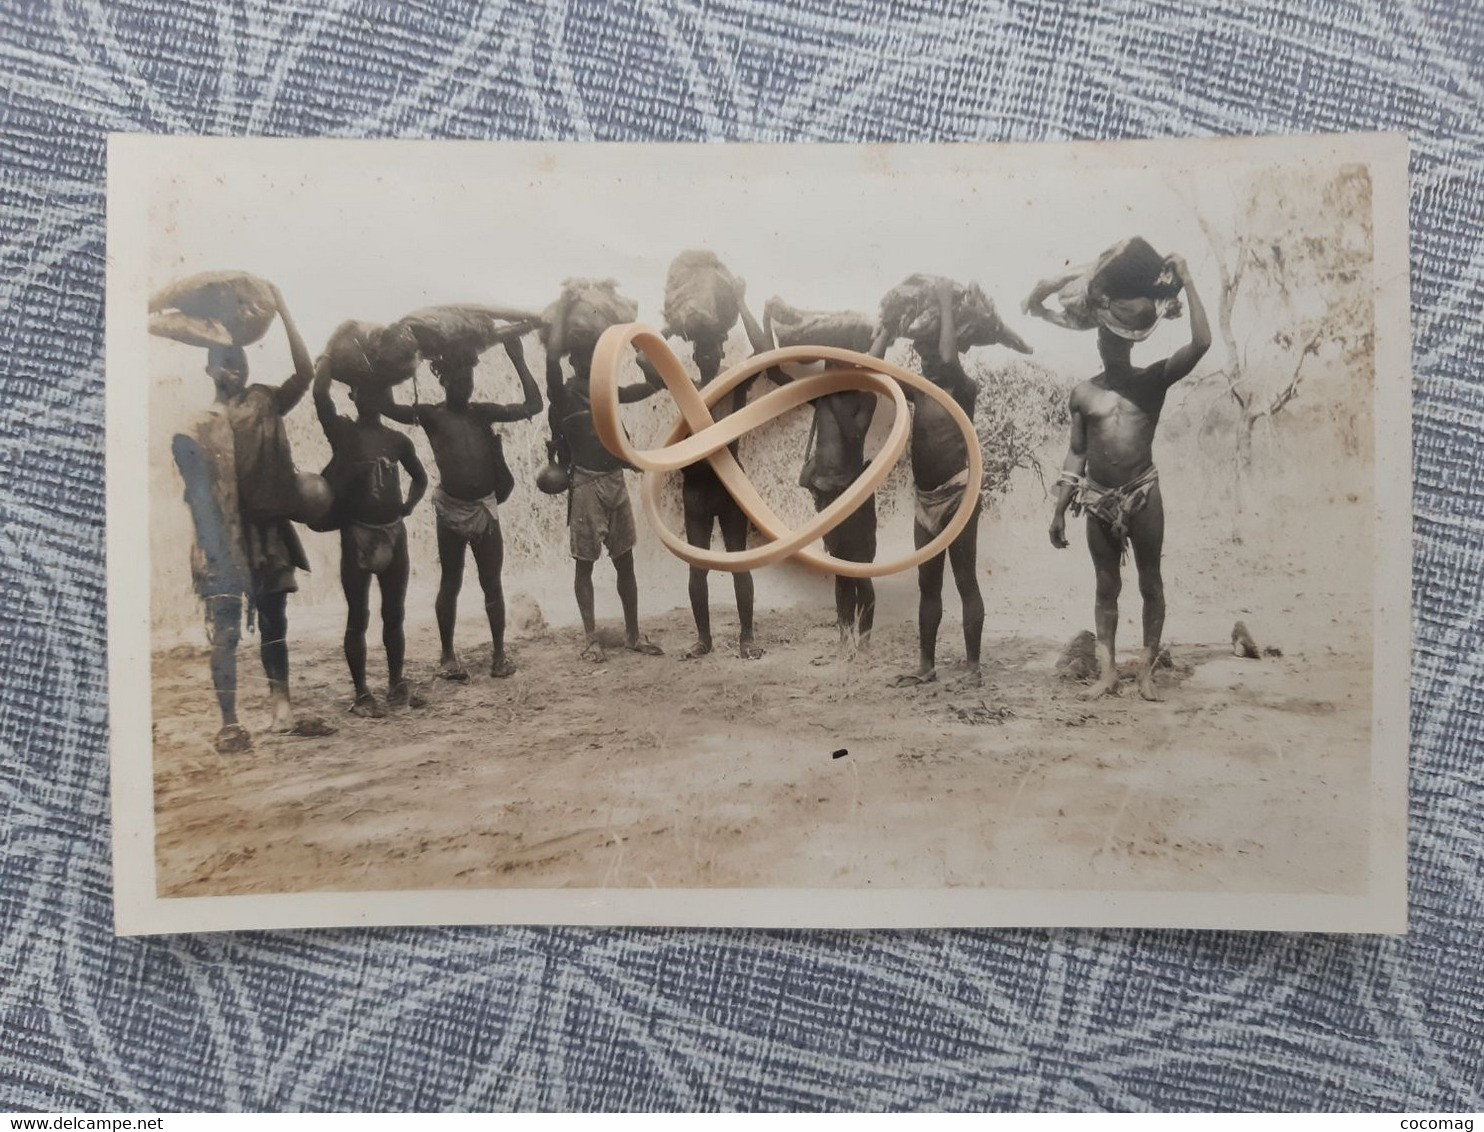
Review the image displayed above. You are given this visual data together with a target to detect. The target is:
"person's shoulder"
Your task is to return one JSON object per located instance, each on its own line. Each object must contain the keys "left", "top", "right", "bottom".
{"left": 1070, "top": 377, "right": 1099, "bottom": 403}
{"left": 1139, "top": 357, "right": 1170, "bottom": 381}
{"left": 231, "top": 384, "right": 278, "bottom": 419}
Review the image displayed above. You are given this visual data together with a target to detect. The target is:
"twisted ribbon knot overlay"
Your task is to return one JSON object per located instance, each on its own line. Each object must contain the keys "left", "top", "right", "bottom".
{"left": 589, "top": 324, "right": 983, "bottom": 578}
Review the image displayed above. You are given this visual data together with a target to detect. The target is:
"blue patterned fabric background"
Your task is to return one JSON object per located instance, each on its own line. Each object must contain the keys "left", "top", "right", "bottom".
{"left": 1, "top": 0, "right": 1481, "bottom": 1113}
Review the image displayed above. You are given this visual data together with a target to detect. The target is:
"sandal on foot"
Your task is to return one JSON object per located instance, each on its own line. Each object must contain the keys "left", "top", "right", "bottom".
{"left": 387, "top": 682, "right": 427, "bottom": 709}
{"left": 350, "top": 694, "right": 385, "bottom": 719}
{"left": 213, "top": 724, "right": 253, "bottom": 754}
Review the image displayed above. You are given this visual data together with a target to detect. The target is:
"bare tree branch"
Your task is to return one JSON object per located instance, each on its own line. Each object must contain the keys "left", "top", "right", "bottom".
{"left": 1249, "top": 324, "right": 1325, "bottom": 424}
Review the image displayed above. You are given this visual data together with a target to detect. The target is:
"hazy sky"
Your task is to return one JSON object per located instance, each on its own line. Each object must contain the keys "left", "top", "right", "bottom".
{"left": 140, "top": 138, "right": 1273, "bottom": 407}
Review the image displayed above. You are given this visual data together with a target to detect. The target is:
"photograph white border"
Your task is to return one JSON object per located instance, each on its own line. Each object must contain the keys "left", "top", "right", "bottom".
{"left": 106, "top": 133, "right": 1411, "bottom": 936}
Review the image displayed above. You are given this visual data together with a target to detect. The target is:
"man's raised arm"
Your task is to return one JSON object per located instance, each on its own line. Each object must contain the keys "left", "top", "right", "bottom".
{"left": 935, "top": 278, "right": 958, "bottom": 364}
{"left": 311, "top": 356, "right": 339, "bottom": 433}
{"left": 270, "top": 285, "right": 314, "bottom": 413}
{"left": 543, "top": 340, "right": 572, "bottom": 468}
{"left": 734, "top": 278, "right": 787, "bottom": 386}
{"left": 472, "top": 336, "right": 544, "bottom": 423}
{"left": 1049, "top": 390, "right": 1088, "bottom": 550}
{"left": 1159, "top": 255, "right": 1211, "bottom": 386}
{"left": 379, "top": 387, "right": 419, "bottom": 427}
{"left": 622, "top": 355, "right": 662, "bottom": 403}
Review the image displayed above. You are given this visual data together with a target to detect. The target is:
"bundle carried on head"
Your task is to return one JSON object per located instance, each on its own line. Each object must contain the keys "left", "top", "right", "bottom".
{"left": 1028, "top": 237, "right": 1183, "bottom": 339}
{"left": 148, "top": 271, "right": 279, "bottom": 348}
{"left": 540, "top": 278, "right": 639, "bottom": 358}
{"left": 661, "top": 250, "right": 739, "bottom": 343}
{"left": 764, "top": 297, "right": 875, "bottom": 353}
{"left": 387, "top": 304, "right": 545, "bottom": 365}
{"left": 878, "top": 274, "right": 1014, "bottom": 352}
{"left": 319, "top": 320, "right": 419, "bottom": 388}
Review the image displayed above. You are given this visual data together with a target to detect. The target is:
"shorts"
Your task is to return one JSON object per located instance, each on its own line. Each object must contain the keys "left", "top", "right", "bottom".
{"left": 569, "top": 467, "right": 638, "bottom": 562}
{"left": 811, "top": 486, "right": 877, "bottom": 564}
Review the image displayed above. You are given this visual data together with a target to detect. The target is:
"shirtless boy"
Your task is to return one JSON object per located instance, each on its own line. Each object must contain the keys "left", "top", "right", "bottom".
{"left": 677, "top": 274, "right": 764, "bottom": 661}
{"left": 1048, "top": 254, "right": 1210, "bottom": 701}
{"left": 314, "top": 364, "right": 428, "bottom": 716}
{"left": 383, "top": 337, "right": 541, "bottom": 680}
{"left": 546, "top": 323, "right": 665, "bottom": 661}
{"left": 885, "top": 279, "right": 989, "bottom": 688}
{"left": 170, "top": 285, "right": 334, "bottom": 751}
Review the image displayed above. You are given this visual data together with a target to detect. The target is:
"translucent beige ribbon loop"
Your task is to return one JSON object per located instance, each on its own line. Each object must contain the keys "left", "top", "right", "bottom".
{"left": 589, "top": 324, "right": 983, "bottom": 577}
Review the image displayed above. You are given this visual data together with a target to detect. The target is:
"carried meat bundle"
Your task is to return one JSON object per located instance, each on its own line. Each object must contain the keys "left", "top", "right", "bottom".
{"left": 148, "top": 271, "right": 279, "bottom": 348}
{"left": 662, "top": 250, "right": 739, "bottom": 343}
{"left": 319, "top": 305, "right": 543, "bottom": 388}
{"left": 318, "top": 320, "right": 419, "bottom": 388}
{"left": 764, "top": 297, "right": 876, "bottom": 353}
{"left": 1025, "top": 236, "right": 1183, "bottom": 340}
{"left": 540, "top": 278, "right": 639, "bottom": 357}
{"left": 877, "top": 274, "right": 1018, "bottom": 352}
{"left": 387, "top": 304, "right": 545, "bottom": 362}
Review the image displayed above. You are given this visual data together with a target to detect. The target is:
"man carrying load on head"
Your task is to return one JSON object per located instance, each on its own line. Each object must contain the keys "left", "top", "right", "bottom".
{"left": 168, "top": 282, "right": 335, "bottom": 752}
{"left": 1048, "top": 253, "right": 1209, "bottom": 702}
{"left": 382, "top": 334, "right": 542, "bottom": 681}
{"left": 663, "top": 252, "right": 764, "bottom": 661}
{"left": 313, "top": 360, "right": 428, "bottom": 717}
{"left": 543, "top": 279, "right": 666, "bottom": 662}
{"left": 752, "top": 296, "right": 880, "bottom": 658}
{"left": 876, "top": 275, "right": 1033, "bottom": 690}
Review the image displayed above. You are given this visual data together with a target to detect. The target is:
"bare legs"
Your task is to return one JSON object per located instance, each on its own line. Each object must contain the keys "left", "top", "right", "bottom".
{"left": 206, "top": 596, "right": 250, "bottom": 752}
{"left": 341, "top": 531, "right": 417, "bottom": 715}
{"left": 1082, "top": 486, "right": 1165, "bottom": 701}
{"left": 895, "top": 505, "right": 981, "bottom": 687}
{"left": 256, "top": 590, "right": 293, "bottom": 730}
{"left": 683, "top": 497, "right": 761, "bottom": 660}
{"left": 575, "top": 551, "right": 662, "bottom": 660}
{"left": 434, "top": 522, "right": 469, "bottom": 681}
{"left": 470, "top": 527, "right": 512, "bottom": 677}
{"left": 435, "top": 522, "right": 511, "bottom": 679}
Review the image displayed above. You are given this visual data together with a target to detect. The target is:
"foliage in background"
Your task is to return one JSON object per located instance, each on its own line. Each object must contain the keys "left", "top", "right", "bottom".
{"left": 969, "top": 356, "right": 1070, "bottom": 503}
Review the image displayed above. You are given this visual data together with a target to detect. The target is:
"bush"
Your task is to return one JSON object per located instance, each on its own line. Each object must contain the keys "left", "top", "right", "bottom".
{"left": 967, "top": 356, "right": 1069, "bottom": 501}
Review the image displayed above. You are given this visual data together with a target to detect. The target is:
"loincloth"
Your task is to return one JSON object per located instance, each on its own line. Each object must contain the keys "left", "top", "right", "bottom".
{"left": 913, "top": 468, "right": 971, "bottom": 538}
{"left": 1072, "top": 464, "right": 1159, "bottom": 545}
{"left": 433, "top": 487, "right": 499, "bottom": 543}
{"left": 344, "top": 518, "right": 406, "bottom": 575}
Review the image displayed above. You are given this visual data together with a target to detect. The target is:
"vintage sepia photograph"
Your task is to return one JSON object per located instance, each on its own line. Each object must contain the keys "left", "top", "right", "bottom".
{"left": 106, "top": 135, "right": 1410, "bottom": 934}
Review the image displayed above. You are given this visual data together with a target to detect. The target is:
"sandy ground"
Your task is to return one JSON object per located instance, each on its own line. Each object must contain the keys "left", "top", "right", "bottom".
{"left": 151, "top": 492, "right": 1373, "bottom": 899}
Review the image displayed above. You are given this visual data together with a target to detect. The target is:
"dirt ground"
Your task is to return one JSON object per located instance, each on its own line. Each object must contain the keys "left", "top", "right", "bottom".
{"left": 151, "top": 495, "right": 1373, "bottom": 898}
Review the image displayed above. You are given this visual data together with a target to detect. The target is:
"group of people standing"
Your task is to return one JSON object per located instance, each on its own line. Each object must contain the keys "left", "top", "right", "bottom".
{"left": 167, "top": 246, "right": 1209, "bottom": 754}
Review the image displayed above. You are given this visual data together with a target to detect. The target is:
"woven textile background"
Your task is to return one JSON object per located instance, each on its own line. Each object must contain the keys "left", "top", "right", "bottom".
{"left": 1, "top": 0, "right": 1480, "bottom": 1113}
